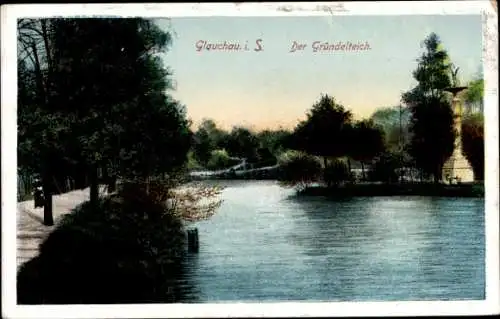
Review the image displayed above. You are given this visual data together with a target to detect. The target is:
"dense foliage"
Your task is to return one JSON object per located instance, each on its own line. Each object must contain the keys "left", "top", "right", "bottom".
{"left": 347, "top": 119, "right": 386, "bottom": 179}
{"left": 290, "top": 94, "right": 353, "bottom": 166}
{"left": 17, "top": 18, "right": 192, "bottom": 223}
{"left": 461, "top": 114, "right": 484, "bottom": 180}
{"left": 277, "top": 151, "right": 322, "bottom": 189}
{"left": 206, "top": 149, "right": 240, "bottom": 171}
{"left": 369, "top": 106, "right": 411, "bottom": 152}
{"left": 323, "top": 160, "right": 351, "bottom": 187}
{"left": 368, "top": 151, "right": 400, "bottom": 183}
{"left": 402, "top": 33, "right": 456, "bottom": 182}
{"left": 464, "top": 78, "right": 484, "bottom": 112}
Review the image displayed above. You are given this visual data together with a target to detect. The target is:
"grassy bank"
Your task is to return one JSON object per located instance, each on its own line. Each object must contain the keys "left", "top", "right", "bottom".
{"left": 298, "top": 182, "right": 485, "bottom": 198}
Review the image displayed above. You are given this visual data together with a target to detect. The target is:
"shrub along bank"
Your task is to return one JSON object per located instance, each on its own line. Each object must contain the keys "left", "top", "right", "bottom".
{"left": 17, "top": 182, "right": 196, "bottom": 304}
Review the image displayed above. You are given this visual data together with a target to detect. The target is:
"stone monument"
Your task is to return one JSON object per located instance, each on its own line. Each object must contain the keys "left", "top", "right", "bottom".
{"left": 441, "top": 66, "right": 475, "bottom": 183}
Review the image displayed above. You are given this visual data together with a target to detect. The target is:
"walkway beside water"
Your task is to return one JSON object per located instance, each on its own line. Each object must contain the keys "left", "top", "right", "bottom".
{"left": 16, "top": 187, "right": 106, "bottom": 269}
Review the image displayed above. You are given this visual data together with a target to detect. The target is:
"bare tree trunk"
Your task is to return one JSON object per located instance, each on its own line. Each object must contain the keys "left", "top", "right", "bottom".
{"left": 42, "top": 168, "right": 54, "bottom": 226}
{"left": 30, "top": 43, "right": 47, "bottom": 105}
{"left": 40, "top": 20, "right": 52, "bottom": 71}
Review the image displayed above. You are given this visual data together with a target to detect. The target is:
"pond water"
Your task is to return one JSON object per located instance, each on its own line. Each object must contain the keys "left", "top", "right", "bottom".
{"left": 178, "top": 180, "right": 485, "bottom": 302}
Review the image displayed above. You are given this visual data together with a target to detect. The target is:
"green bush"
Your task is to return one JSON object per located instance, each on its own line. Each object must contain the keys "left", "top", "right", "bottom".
{"left": 253, "top": 147, "right": 277, "bottom": 167}
{"left": 186, "top": 150, "right": 203, "bottom": 171}
{"left": 324, "top": 159, "right": 350, "bottom": 187}
{"left": 277, "top": 150, "right": 322, "bottom": 188}
{"left": 369, "top": 151, "right": 399, "bottom": 183}
{"left": 17, "top": 184, "right": 194, "bottom": 304}
{"left": 206, "top": 149, "right": 239, "bottom": 170}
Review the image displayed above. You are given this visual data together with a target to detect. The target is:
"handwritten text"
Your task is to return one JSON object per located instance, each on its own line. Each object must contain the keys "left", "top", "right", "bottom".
{"left": 289, "top": 41, "right": 371, "bottom": 53}
{"left": 195, "top": 39, "right": 264, "bottom": 52}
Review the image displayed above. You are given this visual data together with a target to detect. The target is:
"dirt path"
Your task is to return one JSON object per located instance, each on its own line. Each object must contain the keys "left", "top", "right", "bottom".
{"left": 16, "top": 186, "right": 107, "bottom": 269}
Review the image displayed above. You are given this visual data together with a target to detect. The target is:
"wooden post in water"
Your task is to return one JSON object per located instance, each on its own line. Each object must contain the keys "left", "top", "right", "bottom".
{"left": 187, "top": 228, "right": 199, "bottom": 253}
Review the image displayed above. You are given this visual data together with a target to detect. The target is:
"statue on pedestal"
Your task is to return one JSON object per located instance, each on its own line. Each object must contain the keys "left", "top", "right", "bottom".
{"left": 441, "top": 65, "right": 475, "bottom": 183}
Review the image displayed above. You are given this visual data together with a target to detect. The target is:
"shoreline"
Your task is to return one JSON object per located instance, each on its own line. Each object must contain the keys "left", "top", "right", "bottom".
{"left": 187, "top": 176, "right": 485, "bottom": 198}
{"left": 296, "top": 182, "right": 485, "bottom": 198}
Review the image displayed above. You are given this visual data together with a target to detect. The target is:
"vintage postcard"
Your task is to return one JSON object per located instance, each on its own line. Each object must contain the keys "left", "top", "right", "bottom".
{"left": 1, "top": 1, "right": 499, "bottom": 318}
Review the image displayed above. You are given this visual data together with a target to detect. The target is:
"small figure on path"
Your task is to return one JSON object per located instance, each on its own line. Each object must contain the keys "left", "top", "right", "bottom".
{"left": 33, "top": 175, "right": 44, "bottom": 208}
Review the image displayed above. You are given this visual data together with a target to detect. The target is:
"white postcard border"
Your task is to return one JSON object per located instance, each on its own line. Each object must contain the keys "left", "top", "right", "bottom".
{"left": 1, "top": 2, "right": 498, "bottom": 318}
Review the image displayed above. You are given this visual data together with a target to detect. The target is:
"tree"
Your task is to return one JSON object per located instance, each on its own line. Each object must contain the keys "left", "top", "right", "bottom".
{"left": 462, "top": 114, "right": 484, "bottom": 180}
{"left": 18, "top": 19, "right": 65, "bottom": 225}
{"left": 464, "top": 78, "right": 484, "bottom": 113}
{"left": 192, "top": 129, "right": 213, "bottom": 166}
{"left": 18, "top": 18, "right": 193, "bottom": 219}
{"left": 291, "top": 94, "right": 353, "bottom": 167}
{"left": 192, "top": 119, "right": 226, "bottom": 166}
{"left": 347, "top": 120, "right": 386, "bottom": 180}
{"left": 257, "top": 128, "right": 292, "bottom": 157}
{"left": 225, "top": 126, "right": 259, "bottom": 160}
{"left": 47, "top": 18, "right": 191, "bottom": 198}
{"left": 401, "top": 33, "right": 456, "bottom": 183}
{"left": 370, "top": 106, "right": 411, "bottom": 152}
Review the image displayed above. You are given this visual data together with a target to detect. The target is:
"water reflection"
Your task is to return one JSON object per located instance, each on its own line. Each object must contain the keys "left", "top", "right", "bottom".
{"left": 183, "top": 181, "right": 485, "bottom": 302}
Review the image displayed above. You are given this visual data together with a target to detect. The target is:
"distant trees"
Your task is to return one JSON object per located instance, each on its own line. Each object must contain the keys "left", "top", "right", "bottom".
{"left": 464, "top": 71, "right": 484, "bottom": 113}
{"left": 257, "top": 129, "right": 292, "bottom": 157}
{"left": 192, "top": 119, "right": 227, "bottom": 165}
{"left": 225, "top": 127, "right": 260, "bottom": 161}
{"left": 188, "top": 120, "right": 292, "bottom": 170}
{"left": 282, "top": 94, "right": 388, "bottom": 186}
{"left": 465, "top": 79, "right": 484, "bottom": 103}
{"left": 291, "top": 94, "right": 353, "bottom": 168}
{"left": 402, "top": 32, "right": 456, "bottom": 183}
{"left": 369, "top": 106, "right": 411, "bottom": 152}
{"left": 206, "top": 150, "right": 239, "bottom": 171}
{"left": 347, "top": 119, "right": 386, "bottom": 179}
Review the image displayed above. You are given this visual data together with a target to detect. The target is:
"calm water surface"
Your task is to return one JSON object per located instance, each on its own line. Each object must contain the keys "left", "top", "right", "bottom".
{"left": 179, "top": 180, "right": 485, "bottom": 302}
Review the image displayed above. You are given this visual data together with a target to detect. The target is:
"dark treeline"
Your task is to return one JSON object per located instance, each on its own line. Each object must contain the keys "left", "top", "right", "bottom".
{"left": 189, "top": 119, "right": 292, "bottom": 171}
